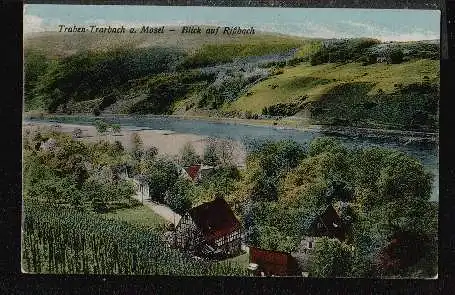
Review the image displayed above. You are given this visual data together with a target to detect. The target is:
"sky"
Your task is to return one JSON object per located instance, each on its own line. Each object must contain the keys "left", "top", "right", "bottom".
{"left": 24, "top": 5, "right": 440, "bottom": 41}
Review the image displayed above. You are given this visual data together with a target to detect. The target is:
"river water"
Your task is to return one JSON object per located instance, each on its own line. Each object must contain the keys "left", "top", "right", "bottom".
{"left": 28, "top": 115, "right": 439, "bottom": 201}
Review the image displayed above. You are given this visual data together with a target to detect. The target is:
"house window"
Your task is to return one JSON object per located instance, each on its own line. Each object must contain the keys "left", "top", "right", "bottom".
{"left": 308, "top": 241, "right": 313, "bottom": 249}
{"left": 317, "top": 223, "right": 324, "bottom": 229}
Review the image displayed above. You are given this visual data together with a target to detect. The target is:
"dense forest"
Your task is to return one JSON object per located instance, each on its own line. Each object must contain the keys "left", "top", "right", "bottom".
{"left": 24, "top": 35, "right": 439, "bottom": 132}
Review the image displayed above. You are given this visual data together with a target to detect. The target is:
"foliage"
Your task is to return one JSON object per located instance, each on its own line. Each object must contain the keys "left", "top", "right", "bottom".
{"left": 179, "top": 143, "right": 201, "bottom": 167}
{"left": 261, "top": 98, "right": 308, "bottom": 117}
{"left": 129, "top": 71, "right": 213, "bottom": 114}
{"left": 130, "top": 132, "right": 143, "bottom": 159}
{"left": 389, "top": 48, "right": 404, "bottom": 64}
{"left": 309, "top": 80, "right": 439, "bottom": 131}
{"left": 164, "top": 178, "right": 193, "bottom": 215}
{"left": 111, "top": 124, "right": 121, "bottom": 134}
{"left": 30, "top": 47, "right": 185, "bottom": 112}
{"left": 23, "top": 129, "right": 134, "bottom": 211}
{"left": 141, "top": 155, "right": 180, "bottom": 202}
{"left": 309, "top": 237, "right": 353, "bottom": 277}
{"left": 197, "top": 71, "right": 258, "bottom": 109}
{"left": 202, "top": 137, "right": 222, "bottom": 166}
{"left": 94, "top": 119, "right": 109, "bottom": 135}
{"left": 180, "top": 41, "right": 302, "bottom": 68}
{"left": 309, "top": 38, "right": 381, "bottom": 65}
{"left": 241, "top": 139, "right": 307, "bottom": 202}
{"left": 22, "top": 201, "right": 247, "bottom": 275}
{"left": 376, "top": 152, "right": 432, "bottom": 203}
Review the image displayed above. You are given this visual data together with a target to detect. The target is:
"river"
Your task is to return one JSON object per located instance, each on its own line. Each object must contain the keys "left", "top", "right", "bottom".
{"left": 26, "top": 115, "right": 439, "bottom": 201}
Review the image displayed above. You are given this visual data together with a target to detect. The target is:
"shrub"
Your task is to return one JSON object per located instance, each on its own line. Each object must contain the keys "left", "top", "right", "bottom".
{"left": 179, "top": 143, "right": 201, "bottom": 167}
{"left": 164, "top": 178, "right": 193, "bottom": 215}
{"left": 389, "top": 48, "right": 404, "bottom": 64}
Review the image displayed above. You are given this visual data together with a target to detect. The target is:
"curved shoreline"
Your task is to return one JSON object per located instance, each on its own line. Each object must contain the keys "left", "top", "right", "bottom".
{"left": 24, "top": 113, "right": 439, "bottom": 143}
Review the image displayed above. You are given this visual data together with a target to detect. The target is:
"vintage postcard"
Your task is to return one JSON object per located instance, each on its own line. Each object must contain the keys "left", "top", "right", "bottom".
{"left": 22, "top": 4, "right": 439, "bottom": 278}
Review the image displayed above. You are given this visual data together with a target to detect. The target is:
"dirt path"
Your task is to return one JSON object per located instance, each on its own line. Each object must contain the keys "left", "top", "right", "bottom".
{"left": 131, "top": 192, "right": 181, "bottom": 225}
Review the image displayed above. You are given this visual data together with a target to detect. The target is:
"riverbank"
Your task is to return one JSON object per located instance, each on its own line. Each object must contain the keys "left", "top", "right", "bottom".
{"left": 22, "top": 121, "right": 247, "bottom": 167}
{"left": 24, "top": 112, "right": 438, "bottom": 143}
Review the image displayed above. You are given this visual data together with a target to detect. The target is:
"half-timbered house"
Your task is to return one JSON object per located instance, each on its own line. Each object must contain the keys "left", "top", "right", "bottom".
{"left": 175, "top": 197, "right": 242, "bottom": 257}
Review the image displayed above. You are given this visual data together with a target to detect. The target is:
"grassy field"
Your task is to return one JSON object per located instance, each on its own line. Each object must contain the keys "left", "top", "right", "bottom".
{"left": 103, "top": 205, "right": 167, "bottom": 229}
{"left": 226, "top": 59, "right": 439, "bottom": 114}
{"left": 223, "top": 251, "right": 250, "bottom": 268}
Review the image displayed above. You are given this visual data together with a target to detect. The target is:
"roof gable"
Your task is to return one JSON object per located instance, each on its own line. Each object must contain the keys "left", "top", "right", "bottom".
{"left": 188, "top": 198, "right": 240, "bottom": 241}
{"left": 185, "top": 164, "right": 201, "bottom": 181}
{"left": 249, "top": 247, "right": 299, "bottom": 276}
{"left": 309, "top": 205, "right": 346, "bottom": 240}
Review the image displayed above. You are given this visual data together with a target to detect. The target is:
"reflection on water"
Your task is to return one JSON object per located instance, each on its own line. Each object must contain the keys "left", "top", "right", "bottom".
{"left": 29, "top": 115, "right": 439, "bottom": 201}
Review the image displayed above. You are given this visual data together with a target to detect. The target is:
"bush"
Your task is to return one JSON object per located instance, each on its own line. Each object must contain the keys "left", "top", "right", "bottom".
{"left": 262, "top": 101, "right": 303, "bottom": 117}
{"left": 309, "top": 237, "right": 353, "bottom": 277}
{"left": 179, "top": 143, "right": 201, "bottom": 167}
{"left": 92, "top": 197, "right": 108, "bottom": 213}
{"left": 164, "top": 178, "right": 193, "bottom": 215}
{"left": 389, "top": 48, "right": 404, "bottom": 64}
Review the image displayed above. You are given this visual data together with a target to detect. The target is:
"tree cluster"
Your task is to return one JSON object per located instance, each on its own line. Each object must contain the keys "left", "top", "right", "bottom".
{"left": 236, "top": 137, "right": 437, "bottom": 278}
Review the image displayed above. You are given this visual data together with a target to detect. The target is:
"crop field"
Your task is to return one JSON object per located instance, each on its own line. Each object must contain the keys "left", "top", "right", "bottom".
{"left": 22, "top": 201, "right": 247, "bottom": 275}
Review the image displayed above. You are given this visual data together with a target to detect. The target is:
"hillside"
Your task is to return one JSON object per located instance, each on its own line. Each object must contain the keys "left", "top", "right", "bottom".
{"left": 226, "top": 59, "right": 439, "bottom": 130}
{"left": 24, "top": 30, "right": 439, "bottom": 132}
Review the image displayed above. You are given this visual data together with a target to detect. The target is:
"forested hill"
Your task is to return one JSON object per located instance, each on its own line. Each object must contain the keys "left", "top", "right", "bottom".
{"left": 24, "top": 31, "right": 439, "bottom": 132}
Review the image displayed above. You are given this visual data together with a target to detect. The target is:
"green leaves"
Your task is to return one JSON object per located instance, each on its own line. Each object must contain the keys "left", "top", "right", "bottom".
{"left": 309, "top": 237, "right": 353, "bottom": 277}
{"left": 377, "top": 152, "right": 432, "bottom": 202}
{"left": 141, "top": 156, "right": 180, "bottom": 202}
{"left": 164, "top": 178, "right": 193, "bottom": 215}
{"left": 179, "top": 143, "right": 201, "bottom": 167}
{"left": 22, "top": 202, "right": 247, "bottom": 275}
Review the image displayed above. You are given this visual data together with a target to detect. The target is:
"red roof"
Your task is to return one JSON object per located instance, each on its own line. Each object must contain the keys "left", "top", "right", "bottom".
{"left": 188, "top": 198, "right": 240, "bottom": 242}
{"left": 249, "top": 247, "right": 299, "bottom": 276}
{"left": 185, "top": 164, "right": 201, "bottom": 181}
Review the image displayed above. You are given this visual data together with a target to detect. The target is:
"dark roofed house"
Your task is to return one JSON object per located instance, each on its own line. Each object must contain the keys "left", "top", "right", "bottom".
{"left": 175, "top": 197, "right": 242, "bottom": 258}
{"left": 308, "top": 204, "right": 346, "bottom": 241}
{"left": 249, "top": 247, "right": 300, "bottom": 276}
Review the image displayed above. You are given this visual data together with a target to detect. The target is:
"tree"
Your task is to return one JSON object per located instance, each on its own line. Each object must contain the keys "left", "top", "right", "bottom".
{"left": 94, "top": 119, "right": 109, "bottom": 136}
{"left": 202, "top": 137, "right": 221, "bottom": 166}
{"left": 142, "top": 156, "right": 180, "bottom": 202}
{"left": 164, "top": 178, "right": 193, "bottom": 214}
{"left": 308, "top": 137, "right": 346, "bottom": 157}
{"left": 389, "top": 48, "right": 404, "bottom": 64}
{"left": 131, "top": 132, "right": 143, "bottom": 160}
{"left": 143, "top": 146, "right": 159, "bottom": 161}
{"left": 111, "top": 124, "right": 121, "bottom": 134}
{"left": 376, "top": 152, "right": 432, "bottom": 203}
{"left": 216, "top": 138, "right": 235, "bottom": 167}
{"left": 309, "top": 237, "right": 353, "bottom": 277}
{"left": 179, "top": 142, "right": 201, "bottom": 167}
{"left": 72, "top": 128, "right": 82, "bottom": 139}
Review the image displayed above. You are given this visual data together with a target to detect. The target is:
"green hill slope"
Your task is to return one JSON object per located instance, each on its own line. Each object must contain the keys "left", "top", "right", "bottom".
{"left": 24, "top": 31, "right": 439, "bottom": 132}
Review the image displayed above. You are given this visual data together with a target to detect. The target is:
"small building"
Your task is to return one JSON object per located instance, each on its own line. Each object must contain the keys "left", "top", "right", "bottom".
{"left": 181, "top": 164, "right": 215, "bottom": 182}
{"left": 308, "top": 204, "right": 346, "bottom": 241}
{"left": 132, "top": 174, "right": 149, "bottom": 202}
{"left": 249, "top": 247, "right": 300, "bottom": 276}
{"left": 184, "top": 164, "right": 202, "bottom": 182}
{"left": 175, "top": 197, "right": 242, "bottom": 258}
